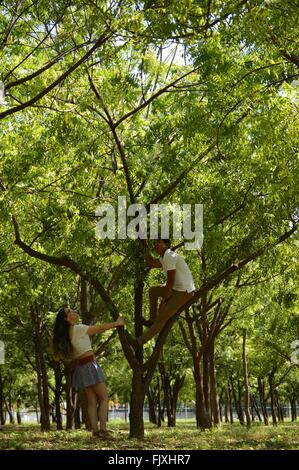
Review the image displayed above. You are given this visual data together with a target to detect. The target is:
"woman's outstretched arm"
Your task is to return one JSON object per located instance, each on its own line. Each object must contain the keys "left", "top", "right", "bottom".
{"left": 87, "top": 316, "right": 124, "bottom": 336}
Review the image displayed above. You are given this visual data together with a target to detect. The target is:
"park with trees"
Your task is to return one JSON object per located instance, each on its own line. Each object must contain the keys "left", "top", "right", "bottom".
{"left": 0, "top": 0, "right": 298, "bottom": 450}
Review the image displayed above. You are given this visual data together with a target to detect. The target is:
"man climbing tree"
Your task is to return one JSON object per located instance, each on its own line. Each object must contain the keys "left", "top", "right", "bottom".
{"left": 128, "top": 239, "right": 195, "bottom": 347}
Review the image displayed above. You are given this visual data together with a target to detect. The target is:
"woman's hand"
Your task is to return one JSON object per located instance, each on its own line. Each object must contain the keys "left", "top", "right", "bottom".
{"left": 115, "top": 316, "right": 125, "bottom": 327}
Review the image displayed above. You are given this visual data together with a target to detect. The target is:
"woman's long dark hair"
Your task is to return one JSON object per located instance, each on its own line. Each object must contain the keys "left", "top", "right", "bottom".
{"left": 52, "top": 308, "right": 73, "bottom": 360}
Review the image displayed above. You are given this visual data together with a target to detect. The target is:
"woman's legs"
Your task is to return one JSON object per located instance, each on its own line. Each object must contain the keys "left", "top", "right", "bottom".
{"left": 84, "top": 386, "right": 99, "bottom": 433}
{"left": 93, "top": 382, "right": 108, "bottom": 431}
{"left": 84, "top": 382, "right": 109, "bottom": 435}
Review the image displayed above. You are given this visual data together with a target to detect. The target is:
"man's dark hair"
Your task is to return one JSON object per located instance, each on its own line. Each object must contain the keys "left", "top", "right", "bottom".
{"left": 161, "top": 239, "right": 171, "bottom": 248}
{"left": 153, "top": 238, "right": 171, "bottom": 248}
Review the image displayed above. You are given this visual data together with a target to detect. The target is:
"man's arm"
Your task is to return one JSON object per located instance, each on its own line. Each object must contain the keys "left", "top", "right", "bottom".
{"left": 145, "top": 254, "right": 162, "bottom": 268}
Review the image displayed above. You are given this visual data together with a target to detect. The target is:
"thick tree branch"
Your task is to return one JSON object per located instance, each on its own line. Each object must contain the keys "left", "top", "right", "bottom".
{"left": 94, "top": 330, "right": 117, "bottom": 357}
{"left": 5, "top": 41, "right": 93, "bottom": 89}
{"left": 143, "top": 220, "right": 296, "bottom": 371}
{"left": 88, "top": 72, "right": 135, "bottom": 203}
{"left": 12, "top": 214, "right": 296, "bottom": 372}
{"left": 208, "top": 182, "right": 254, "bottom": 230}
{"left": 114, "top": 66, "right": 201, "bottom": 129}
{"left": 0, "top": 32, "right": 111, "bottom": 120}
{"left": 4, "top": 12, "right": 66, "bottom": 82}
{"left": 204, "top": 0, "right": 212, "bottom": 38}
{"left": 147, "top": 140, "right": 215, "bottom": 207}
{"left": 1, "top": 261, "right": 27, "bottom": 273}
{"left": 281, "top": 51, "right": 299, "bottom": 68}
{"left": 269, "top": 32, "right": 299, "bottom": 69}
{"left": 137, "top": 0, "right": 250, "bottom": 41}
{"left": 0, "top": 0, "right": 36, "bottom": 50}
{"left": 12, "top": 216, "right": 137, "bottom": 367}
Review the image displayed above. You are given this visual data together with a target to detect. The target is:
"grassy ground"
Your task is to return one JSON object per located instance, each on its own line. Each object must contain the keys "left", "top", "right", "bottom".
{"left": 0, "top": 420, "right": 298, "bottom": 450}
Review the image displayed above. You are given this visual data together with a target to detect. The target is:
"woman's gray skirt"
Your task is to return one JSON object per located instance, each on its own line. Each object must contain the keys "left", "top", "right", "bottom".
{"left": 72, "top": 360, "right": 105, "bottom": 390}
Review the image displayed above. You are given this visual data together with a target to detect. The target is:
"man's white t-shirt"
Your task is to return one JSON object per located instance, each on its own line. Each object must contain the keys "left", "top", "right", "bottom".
{"left": 159, "top": 249, "right": 195, "bottom": 293}
{"left": 70, "top": 324, "right": 92, "bottom": 359}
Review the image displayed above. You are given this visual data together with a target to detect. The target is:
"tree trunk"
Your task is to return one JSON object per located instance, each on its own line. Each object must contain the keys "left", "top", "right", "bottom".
{"left": 242, "top": 329, "right": 251, "bottom": 427}
{"left": 35, "top": 401, "right": 39, "bottom": 423}
{"left": 128, "top": 275, "right": 177, "bottom": 437}
{"left": 166, "top": 387, "right": 175, "bottom": 428}
{"left": 275, "top": 389, "right": 284, "bottom": 422}
{"left": 35, "top": 364, "right": 48, "bottom": 430}
{"left": 147, "top": 388, "right": 157, "bottom": 425}
{"left": 8, "top": 388, "right": 15, "bottom": 424}
{"left": 169, "top": 376, "right": 185, "bottom": 427}
{"left": 124, "top": 402, "right": 128, "bottom": 422}
{"left": 81, "top": 390, "right": 92, "bottom": 430}
{"left": 290, "top": 397, "right": 297, "bottom": 422}
{"left": 16, "top": 399, "right": 22, "bottom": 425}
{"left": 5, "top": 394, "right": 14, "bottom": 424}
{"left": 238, "top": 378, "right": 245, "bottom": 425}
{"left": 268, "top": 372, "right": 277, "bottom": 426}
{"left": 65, "top": 363, "right": 76, "bottom": 430}
{"left": 230, "top": 376, "right": 244, "bottom": 425}
{"left": 228, "top": 382, "right": 234, "bottom": 423}
{"left": 209, "top": 341, "right": 220, "bottom": 426}
{"left": 74, "top": 402, "right": 81, "bottom": 429}
{"left": 128, "top": 278, "right": 146, "bottom": 438}
{"left": 194, "top": 361, "right": 211, "bottom": 429}
{"left": 134, "top": 280, "right": 144, "bottom": 363}
{"left": 53, "top": 361, "right": 63, "bottom": 430}
{"left": 251, "top": 394, "right": 262, "bottom": 422}
{"left": 258, "top": 377, "right": 269, "bottom": 425}
{"left": 218, "top": 399, "right": 223, "bottom": 422}
{"left": 159, "top": 362, "right": 184, "bottom": 428}
{"left": 166, "top": 375, "right": 184, "bottom": 428}
{"left": 129, "top": 367, "right": 145, "bottom": 438}
{"left": 80, "top": 278, "right": 89, "bottom": 318}
{"left": 7, "top": 410, "right": 14, "bottom": 424}
{"left": 157, "top": 376, "right": 163, "bottom": 427}
{"left": 0, "top": 371, "right": 5, "bottom": 425}
{"left": 224, "top": 387, "right": 229, "bottom": 423}
{"left": 167, "top": 391, "right": 176, "bottom": 427}
{"left": 31, "top": 305, "right": 50, "bottom": 431}
{"left": 202, "top": 349, "right": 210, "bottom": 418}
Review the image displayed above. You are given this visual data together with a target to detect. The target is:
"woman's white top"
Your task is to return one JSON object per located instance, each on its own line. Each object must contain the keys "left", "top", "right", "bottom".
{"left": 70, "top": 324, "right": 92, "bottom": 359}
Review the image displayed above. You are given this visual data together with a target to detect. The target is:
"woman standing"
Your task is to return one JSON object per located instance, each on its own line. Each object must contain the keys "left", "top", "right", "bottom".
{"left": 53, "top": 307, "right": 124, "bottom": 438}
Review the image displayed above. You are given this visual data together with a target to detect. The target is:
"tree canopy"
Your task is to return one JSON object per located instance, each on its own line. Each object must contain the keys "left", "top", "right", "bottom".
{"left": 0, "top": 0, "right": 298, "bottom": 439}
